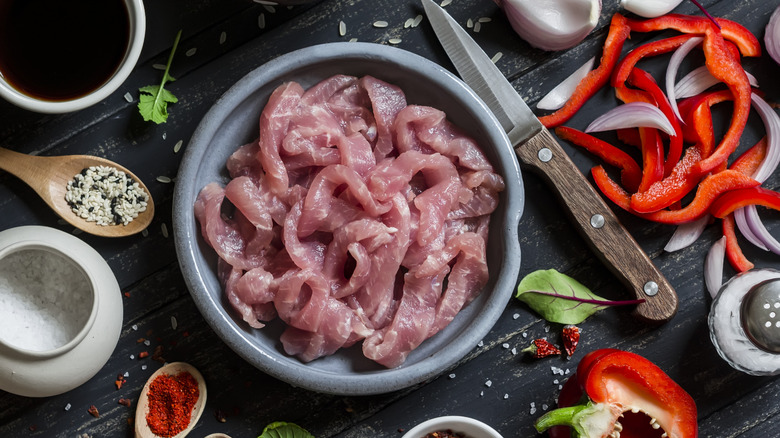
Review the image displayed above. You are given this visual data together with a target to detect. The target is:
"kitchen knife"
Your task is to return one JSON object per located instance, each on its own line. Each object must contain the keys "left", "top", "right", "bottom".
{"left": 421, "top": 0, "right": 678, "bottom": 324}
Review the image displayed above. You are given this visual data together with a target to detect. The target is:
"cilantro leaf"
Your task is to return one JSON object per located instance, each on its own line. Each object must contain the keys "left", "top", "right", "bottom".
{"left": 515, "top": 269, "right": 644, "bottom": 324}
{"left": 138, "top": 30, "right": 181, "bottom": 124}
{"left": 258, "top": 421, "right": 314, "bottom": 438}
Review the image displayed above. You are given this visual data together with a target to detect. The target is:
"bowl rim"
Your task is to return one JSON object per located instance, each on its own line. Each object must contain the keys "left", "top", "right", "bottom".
{"left": 401, "top": 415, "right": 504, "bottom": 438}
{"left": 0, "top": 0, "right": 146, "bottom": 114}
{"left": 173, "top": 41, "right": 524, "bottom": 395}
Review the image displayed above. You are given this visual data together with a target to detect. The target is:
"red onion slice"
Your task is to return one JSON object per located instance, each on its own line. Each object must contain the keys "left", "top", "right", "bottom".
{"left": 666, "top": 36, "right": 703, "bottom": 122}
{"left": 585, "top": 102, "right": 676, "bottom": 136}
{"left": 766, "top": 5, "right": 780, "bottom": 66}
{"left": 735, "top": 209, "right": 769, "bottom": 251}
{"left": 664, "top": 214, "right": 709, "bottom": 252}
{"left": 675, "top": 66, "right": 759, "bottom": 99}
{"left": 537, "top": 57, "right": 595, "bottom": 110}
{"left": 705, "top": 235, "right": 726, "bottom": 298}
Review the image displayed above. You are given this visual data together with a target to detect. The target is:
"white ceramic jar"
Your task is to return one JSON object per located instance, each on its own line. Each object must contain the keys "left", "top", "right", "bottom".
{"left": 0, "top": 226, "right": 123, "bottom": 397}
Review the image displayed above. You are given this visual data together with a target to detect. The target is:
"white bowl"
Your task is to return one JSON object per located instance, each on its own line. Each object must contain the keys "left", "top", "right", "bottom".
{"left": 0, "top": 226, "right": 123, "bottom": 397}
{"left": 402, "top": 416, "right": 504, "bottom": 438}
{"left": 0, "top": 0, "right": 145, "bottom": 113}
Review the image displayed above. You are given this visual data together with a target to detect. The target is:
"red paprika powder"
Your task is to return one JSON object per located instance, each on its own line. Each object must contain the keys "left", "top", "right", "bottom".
{"left": 145, "top": 371, "right": 200, "bottom": 437}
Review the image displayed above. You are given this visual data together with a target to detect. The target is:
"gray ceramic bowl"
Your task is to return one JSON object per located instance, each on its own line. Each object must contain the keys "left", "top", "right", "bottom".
{"left": 173, "top": 42, "right": 524, "bottom": 395}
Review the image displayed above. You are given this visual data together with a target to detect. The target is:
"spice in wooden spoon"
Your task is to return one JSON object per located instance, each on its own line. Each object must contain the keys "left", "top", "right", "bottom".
{"left": 135, "top": 362, "right": 207, "bottom": 438}
{"left": 0, "top": 146, "right": 154, "bottom": 237}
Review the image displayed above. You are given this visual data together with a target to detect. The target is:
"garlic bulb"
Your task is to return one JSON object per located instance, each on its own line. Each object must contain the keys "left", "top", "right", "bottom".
{"left": 494, "top": 0, "right": 601, "bottom": 51}
{"left": 620, "top": 0, "right": 684, "bottom": 18}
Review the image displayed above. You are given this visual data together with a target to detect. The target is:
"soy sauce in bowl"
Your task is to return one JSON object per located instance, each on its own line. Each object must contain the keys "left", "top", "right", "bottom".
{"left": 0, "top": 0, "right": 130, "bottom": 101}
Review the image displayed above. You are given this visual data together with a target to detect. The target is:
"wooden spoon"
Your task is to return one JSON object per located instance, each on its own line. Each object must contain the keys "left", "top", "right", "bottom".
{"left": 135, "top": 362, "right": 207, "bottom": 438}
{"left": 0, "top": 146, "right": 154, "bottom": 237}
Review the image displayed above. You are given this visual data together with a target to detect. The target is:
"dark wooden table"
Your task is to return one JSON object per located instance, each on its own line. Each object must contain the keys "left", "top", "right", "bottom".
{"left": 2, "top": 0, "right": 780, "bottom": 436}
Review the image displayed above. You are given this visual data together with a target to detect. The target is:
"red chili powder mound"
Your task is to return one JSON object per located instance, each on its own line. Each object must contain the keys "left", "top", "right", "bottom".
{"left": 145, "top": 371, "right": 200, "bottom": 437}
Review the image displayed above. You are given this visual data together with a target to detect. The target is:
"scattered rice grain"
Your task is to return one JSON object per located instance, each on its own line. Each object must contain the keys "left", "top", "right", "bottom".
{"left": 156, "top": 176, "right": 173, "bottom": 184}
{"left": 263, "top": 4, "right": 276, "bottom": 13}
{"left": 388, "top": 38, "right": 402, "bottom": 45}
{"left": 258, "top": 13, "right": 266, "bottom": 29}
{"left": 441, "top": 0, "right": 452, "bottom": 6}
{"left": 478, "top": 17, "right": 492, "bottom": 23}
{"left": 474, "top": 22, "right": 481, "bottom": 33}
{"left": 220, "top": 31, "right": 227, "bottom": 44}
{"left": 491, "top": 52, "right": 503, "bottom": 63}
{"left": 373, "top": 20, "right": 389, "bottom": 28}
{"left": 412, "top": 15, "right": 423, "bottom": 27}
{"left": 142, "top": 228, "right": 149, "bottom": 237}
{"left": 339, "top": 20, "right": 346, "bottom": 36}
{"left": 123, "top": 92, "right": 133, "bottom": 103}
{"left": 162, "top": 132, "right": 167, "bottom": 140}
{"left": 171, "top": 316, "right": 178, "bottom": 330}
{"left": 185, "top": 47, "right": 197, "bottom": 57}
{"left": 404, "top": 18, "right": 414, "bottom": 28}
{"left": 253, "top": 0, "right": 277, "bottom": 4}
{"left": 161, "top": 223, "right": 169, "bottom": 238}
{"left": 153, "top": 63, "right": 166, "bottom": 70}
{"left": 467, "top": 18, "right": 473, "bottom": 28}
{"left": 349, "top": 38, "right": 358, "bottom": 43}
{"left": 174, "top": 140, "right": 183, "bottom": 153}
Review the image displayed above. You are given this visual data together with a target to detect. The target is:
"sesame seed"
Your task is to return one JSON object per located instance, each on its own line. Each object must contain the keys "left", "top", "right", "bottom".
{"left": 339, "top": 21, "right": 347, "bottom": 36}
{"left": 373, "top": 20, "right": 389, "bottom": 28}
{"left": 65, "top": 166, "right": 149, "bottom": 226}
{"left": 186, "top": 47, "right": 197, "bottom": 57}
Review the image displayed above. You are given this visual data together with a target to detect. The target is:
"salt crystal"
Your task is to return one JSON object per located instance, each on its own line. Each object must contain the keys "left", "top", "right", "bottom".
{"left": 64, "top": 403, "right": 72, "bottom": 411}
{"left": 142, "top": 229, "right": 149, "bottom": 237}
{"left": 448, "top": 373, "right": 456, "bottom": 379}
{"left": 480, "top": 391, "right": 484, "bottom": 397}
{"left": 142, "top": 365, "right": 148, "bottom": 370}
{"left": 504, "top": 394, "right": 509, "bottom": 399}
{"left": 544, "top": 326, "right": 550, "bottom": 333}
{"left": 0, "top": 249, "right": 92, "bottom": 351}
{"left": 511, "top": 347, "right": 517, "bottom": 355}
{"left": 477, "top": 340, "right": 484, "bottom": 347}
{"left": 565, "top": 368, "right": 570, "bottom": 374}
{"left": 559, "top": 385, "right": 563, "bottom": 390}
{"left": 542, "top": 404, "right": 549, "bottom": 411}
{"left": 144, "top": 339, "right": 151, "bottom": 346}
{"left": 553, "top": 379, "right": 559, "bottom": 384}
{"left": 512, "top": 313, "right": 519, "bottom": 320}
{"left": 123, "top": 372, "right": 129, "bottom": 377}
{"left": 502, "top": 343, "right": 510, "bottom": 349}
{"left": 130, "top": 355, "right": 135, "bottom": 360}
{"left": 132, "top": 324, "right": 138, "bottom": 331}
{"left": 485, "top": 379, "right": 492, "bottom": 387}
{"left": 522, "top": 332, "right": 528, "bottom": 338}
{"left": 162, "top": 132, "right": 167, "bottom": 140}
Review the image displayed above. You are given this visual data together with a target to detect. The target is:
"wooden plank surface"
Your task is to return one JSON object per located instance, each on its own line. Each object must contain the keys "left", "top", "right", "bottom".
{"left": 1, "top": 0, "right": 780, "bottom": 437}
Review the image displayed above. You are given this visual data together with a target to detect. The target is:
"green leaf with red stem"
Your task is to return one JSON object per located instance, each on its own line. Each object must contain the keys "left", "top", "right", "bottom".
{"left": 515, "top": 269, "right": 645, "bottom": 324}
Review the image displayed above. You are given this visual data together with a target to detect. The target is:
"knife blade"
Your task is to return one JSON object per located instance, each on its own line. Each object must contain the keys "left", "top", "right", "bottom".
{"left": 422, "top": 0, "right": 678, "bottom": 324}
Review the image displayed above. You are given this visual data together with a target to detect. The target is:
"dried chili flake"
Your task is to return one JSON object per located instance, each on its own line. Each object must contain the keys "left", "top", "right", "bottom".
{"left": 152, "top": 345, "right": 165, "bottom": 363}
{"left": 562, "top": 325, "right": 581, "bottom": 357}
{"left": 145, "top": 371, "right": 200, "bottom": 437}
{"left": 118, "top": 398, "right": 132, "bottom": 407}
{"left": 88, "top": 405, "right": 100, "bottom": 418}
{"left": 522, "top": 338, "right": 561, "bottom": 358}
{"left": 424, "top": 431, "right": 466, "bottom": 438}
{"left": 115, "top": 374, "right": 127, "bottom": 390}
{"left": 139, "top": 351, "right": 149, "bottom": 359}
{"left": 137, "top": 337, "right": 146, "bottom": 343}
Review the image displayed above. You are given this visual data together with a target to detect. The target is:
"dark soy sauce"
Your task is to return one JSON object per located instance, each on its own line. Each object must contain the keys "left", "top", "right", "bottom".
{"left": 0, "top": 0, "right": 130, "bottom": 101}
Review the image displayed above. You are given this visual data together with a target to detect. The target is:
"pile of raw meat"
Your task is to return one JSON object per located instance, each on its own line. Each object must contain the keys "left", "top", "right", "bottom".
{"left": 195, "top": 75, "right": 504, "bottom": 367}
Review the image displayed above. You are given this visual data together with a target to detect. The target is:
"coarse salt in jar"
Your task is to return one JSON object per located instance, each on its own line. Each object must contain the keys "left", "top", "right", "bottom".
{"left": 0, "top": 226, "right": 122, "bottom": 397}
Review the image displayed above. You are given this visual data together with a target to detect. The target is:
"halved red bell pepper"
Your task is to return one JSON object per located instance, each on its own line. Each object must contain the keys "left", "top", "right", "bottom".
{"left": 535, "top": 349, "right": 698, "bottom": 438}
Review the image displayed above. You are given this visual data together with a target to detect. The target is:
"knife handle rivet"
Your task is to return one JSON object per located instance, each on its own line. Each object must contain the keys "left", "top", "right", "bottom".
{"left": 538, "top": 148, "right": 553, "bottom": 163}
{"left": 643, "top": 281, "right": 659, "bottom": 297}
{"left": 590, "top": 213, "right": 605, "bottom": 229}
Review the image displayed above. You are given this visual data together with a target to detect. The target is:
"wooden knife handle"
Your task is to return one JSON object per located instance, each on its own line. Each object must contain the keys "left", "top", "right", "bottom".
{"left": 515, "top": 127, "right": 678, "bottom": 324}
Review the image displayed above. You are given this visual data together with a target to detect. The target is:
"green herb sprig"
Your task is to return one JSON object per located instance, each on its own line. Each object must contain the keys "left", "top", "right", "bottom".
{"left": 138, "top": 30, "right": 182, "bottom": 124}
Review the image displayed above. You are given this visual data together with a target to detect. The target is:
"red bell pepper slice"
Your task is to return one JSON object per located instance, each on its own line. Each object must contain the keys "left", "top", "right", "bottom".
{"left": 624, "top": 14, "right": 761, "bottom": 57}
{"left": 539, "top": 14, "right": 631, "bottom": 128}
{"left": 535, "top": 349, "right": 698, "bottom": 438}
{"left": 555, "top": 126, "right": 642, "bottom": 192}
{"left": 630, "top": 146, "right": 704, "bottom": 213}
{"left": 722, "top": 213, "right": 754, "bottom": 273}
{"left": 612, "top": 34, "right": 697, "bottom": 89}
{"left": 710, "top": 187, "right": 780, "bottom": 218}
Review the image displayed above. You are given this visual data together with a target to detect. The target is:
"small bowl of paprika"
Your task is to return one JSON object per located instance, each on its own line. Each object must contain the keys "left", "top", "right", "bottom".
{"left": 402, "top": 416, "right": 503, "bottom": 438}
